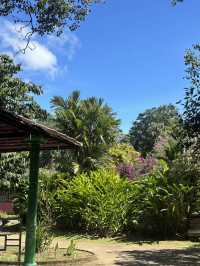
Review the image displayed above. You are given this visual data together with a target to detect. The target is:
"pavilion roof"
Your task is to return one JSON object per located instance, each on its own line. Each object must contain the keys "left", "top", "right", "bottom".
{"left": 0, "top": 109, "right": 82, "bottom": 152}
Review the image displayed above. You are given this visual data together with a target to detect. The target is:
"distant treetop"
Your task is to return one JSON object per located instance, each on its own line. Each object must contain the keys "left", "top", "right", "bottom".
{"left": 0, "top": 0, "right": 101, "bottom": 37}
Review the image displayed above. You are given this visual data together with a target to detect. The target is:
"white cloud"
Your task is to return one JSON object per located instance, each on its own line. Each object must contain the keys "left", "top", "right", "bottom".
{"left": 18, "top": 42, "right": 57, "bottom": 74}
{"left": 0, "top": 20, "right": 81, "bottom": 77}
{"left": 0, "top": 20, "right": 57, "bottom": 75}
{"left": 47, "top": 31, "right": 81, "bottom": 61}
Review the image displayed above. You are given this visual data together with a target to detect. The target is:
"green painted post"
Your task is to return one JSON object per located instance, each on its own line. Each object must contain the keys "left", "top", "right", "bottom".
{"left": 24, "top": 135, "right": 40, "bottom": 266}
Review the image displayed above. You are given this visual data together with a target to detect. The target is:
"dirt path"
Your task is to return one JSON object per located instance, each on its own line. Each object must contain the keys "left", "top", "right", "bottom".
{"left": 55, "top": 238, "right": 200, "bottom": 265}
{"left": 1, "top": 233, "right": 200, "bottom": 265}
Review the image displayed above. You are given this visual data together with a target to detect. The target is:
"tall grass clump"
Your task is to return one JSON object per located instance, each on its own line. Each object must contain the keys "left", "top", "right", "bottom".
{"left": 55, "top": 169, "right": 132, "bottom": 236}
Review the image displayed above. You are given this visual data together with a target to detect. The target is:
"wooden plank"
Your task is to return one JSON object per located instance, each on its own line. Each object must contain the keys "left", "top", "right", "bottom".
{"left": 18, "top": 231, "right": 22, "bottom": 264}
{"left": 0, "top": 235, "right": 6, "bottom": 251}
{"left": 6, "top": 244, "right": 20, "bottom": 247}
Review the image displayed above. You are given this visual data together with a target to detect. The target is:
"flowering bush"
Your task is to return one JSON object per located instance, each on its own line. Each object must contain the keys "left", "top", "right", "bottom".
{"left": 117, "top": 164, "right": 136, "bottom": 180}
{"left": 117, "top": 156, "right": 157, "bottom": 180}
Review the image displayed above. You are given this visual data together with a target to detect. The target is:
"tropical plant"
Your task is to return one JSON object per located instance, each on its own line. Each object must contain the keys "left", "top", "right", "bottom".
{"left": 38, "top": 169, "right": 69, "bottom": 224}
{"left": 128, "top": 165, "right": 194, "bottom": 238}
{"left": 107, "top": 143, "right": 139, "bottom": 165}
{"left": 36, "top": 222, "right": 53, "bottom": 253}
{"left": 51, "top": 91, "right": 121, "bottom": 171}
{"left": 55, "top": 169, "right": 132, "bottom": 236}
{"left": 66, "top": 240, "right": 77, "bottom": 257}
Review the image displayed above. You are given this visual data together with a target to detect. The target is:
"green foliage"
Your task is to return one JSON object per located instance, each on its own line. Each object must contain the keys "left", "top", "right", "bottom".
{"left": 153, "top": 134, "right": 181, "bottom": 165}
{"left": 55, "top": 169, "right": 131, "bottom": 236}
{"left": 107, "top": 143, "right": 140, "bottom": 166}
{"left": 38, "top": 170, "right": 69, "bottom": 224}
{"left": 168, "top": 149, "right": 200, "bottom": 212}
{"left": 0, "top": 0, "right": 100, "bottom": 37}
{"left": 51, "top": 91, "right": 121, "bottom": 171}
{"left": 53, "top": 164, "right": 194, "bottom": 238}
{"left": 36, "top": 222, "right": 52, "bottom": 253}
{"left": 66, "top": 240, "right": 77, "bottom": 257}
{"left": 12, "top": 179, "right": 28, "bottom": 224}
{"left": 183, "top": 44, "right": 200, "bottom": 137}
{"left": 0, "top": 152, "right": 29, "bottom": 191}
{"left": 129, "top": 105, "right": 180, "bottom": 156}
{"left": 0, "top": 54, "right": 48, "bottom": 216}
{"left": 128, "top": 166, "right": 194, "bottom": 237}
{"left": 12, "top": 170, "right": 69, "bottom": 225}
{"left": 169, "top": 150, "right": 200, "bottom": 184}
{"left": 0, "top": 54, "right": 46, "bottom": 119}
{"left": 179, "top": 44, "right": 200, "bottom": 166}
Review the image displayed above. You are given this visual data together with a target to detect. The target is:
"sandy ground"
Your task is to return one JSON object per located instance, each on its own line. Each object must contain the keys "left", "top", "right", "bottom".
{"left": 53, "top": 237, "right": 200, "bottom": 265}
{"left": 1, "top": 233, "right": 200, "bottom": 265}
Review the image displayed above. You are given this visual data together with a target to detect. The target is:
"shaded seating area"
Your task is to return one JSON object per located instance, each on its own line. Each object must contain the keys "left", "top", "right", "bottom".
{"left": 0, "top": 192, "right": 22, "bottom": 264}
{"left": 0, "top": 109, "right": 82, "bottom": 266}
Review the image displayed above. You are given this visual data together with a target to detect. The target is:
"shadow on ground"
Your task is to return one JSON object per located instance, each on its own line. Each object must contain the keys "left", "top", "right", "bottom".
{"left": 113, "top": 235, "right": 160, "bottom": 245}
{"left": 115, "top": 247, "right": 200, "bottom": 265}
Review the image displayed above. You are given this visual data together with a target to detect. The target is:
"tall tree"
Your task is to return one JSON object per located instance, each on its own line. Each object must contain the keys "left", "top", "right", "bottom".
{"left": 181, "top": 44, "right": 200, "bottom": 157}
{"left": 0, "top": 54, "right": 46, "bottom": 192}
{"left": 51, "top": 90, "right": 121, "bottom": 171}
{"left": 129, "top": 105, "right": 180, "bottom": 156}
{"left": 183, "top": 44, "right": 200, "bottom": 135}
{"left": 0, "top": 54, "right": 46, "bottom": 119}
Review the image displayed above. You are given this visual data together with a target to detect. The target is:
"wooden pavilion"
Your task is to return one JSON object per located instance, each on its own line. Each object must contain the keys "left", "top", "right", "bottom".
{"left": 0, "top": 109, "right": 82, "bottom": 266}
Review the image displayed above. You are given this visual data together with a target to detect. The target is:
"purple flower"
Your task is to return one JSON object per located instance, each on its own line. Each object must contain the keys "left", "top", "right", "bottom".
{"left": 117, "top": 156, "right": 157, "bottom": 181}
{"left": 138, "top": 157, "right": 145, "bottom": 162}
{"left": 117, "top": 163, "right": 136, "bottom": 180}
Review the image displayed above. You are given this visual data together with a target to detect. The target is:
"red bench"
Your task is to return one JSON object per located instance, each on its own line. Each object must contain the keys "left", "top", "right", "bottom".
{"left": 0, "top": 201, "right": 13, "bottom": 213}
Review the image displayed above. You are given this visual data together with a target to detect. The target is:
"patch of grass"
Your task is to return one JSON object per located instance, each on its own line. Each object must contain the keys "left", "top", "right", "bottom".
{"left": 0, "top": 248, "right": 92, "bottom": 263}
{"left": 56, "top": 233, "right": 197, "bottom": 249}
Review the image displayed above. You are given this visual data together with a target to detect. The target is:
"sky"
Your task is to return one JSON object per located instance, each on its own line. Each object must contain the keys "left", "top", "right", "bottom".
{"left": 0, "top": 0, "right": 200, "bottom": 132}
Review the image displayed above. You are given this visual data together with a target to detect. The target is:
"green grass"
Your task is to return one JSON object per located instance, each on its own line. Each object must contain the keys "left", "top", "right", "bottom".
{"left": 0, "top": 248, "right": 92, "bottom": 263}
{"left": 55, "top": 232, "right": 197, "bottom": 248}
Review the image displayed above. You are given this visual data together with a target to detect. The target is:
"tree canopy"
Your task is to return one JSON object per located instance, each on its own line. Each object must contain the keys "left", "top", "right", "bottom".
{"left": 0, "top": 54, "right": 47, "bottom": 193}
{"left": 0, "top": 0, "right": 100, "bottom": 38}
{"left": 183, "top": 44, "right": 200, "bottom": 134}
{"left": 0, "top": 54, "right": 46, "bottom": 119}
{"left": 51, "top": 90, "right": 121, "bottom": 171}
{"left": 171, "top": 0, "right": 183, "bottom": 5}
{"left": 129, "top": 105, "right": 180, "bottom": 156}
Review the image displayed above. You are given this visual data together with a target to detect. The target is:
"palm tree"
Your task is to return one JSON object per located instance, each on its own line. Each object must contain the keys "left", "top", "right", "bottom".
{"left": 51, "top": 91, "right": 120, "bottom": 171}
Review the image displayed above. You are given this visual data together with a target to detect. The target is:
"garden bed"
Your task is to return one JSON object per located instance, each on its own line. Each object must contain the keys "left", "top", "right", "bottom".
{"left": 0, "top": 248, "right": 96, "bottom": 265}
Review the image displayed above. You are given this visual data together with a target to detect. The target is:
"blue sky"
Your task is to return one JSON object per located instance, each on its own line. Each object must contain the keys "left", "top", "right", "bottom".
{"left": 0, "top": 0, "right": 200, "bottom": 132}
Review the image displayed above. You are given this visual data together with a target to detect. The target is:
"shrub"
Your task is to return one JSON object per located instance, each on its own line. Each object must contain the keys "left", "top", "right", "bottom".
{"left": 55, "top": 169, "right": 132, "bottom": 236}
{"left": 108, "top": 143, "right": 140, "bottom": 165}
{"left": 117, "top": 163, "right": 136, "bottom": 180}
{"left": 36, "top": 222, "right": 52, "bottom": 253}
{"left": 12, "top": 179, "right": 28, "bottom": 225}
{"left": 127, "top": 165, "right": 194, "bottom": 238}
{"left": 168, "top": 150, "right": 200, "bottom": 214}
{"left": 117, "top": 156, "right": 157, "bottom": 180}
